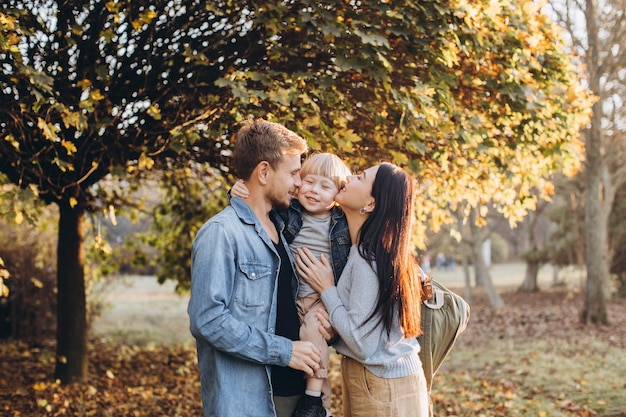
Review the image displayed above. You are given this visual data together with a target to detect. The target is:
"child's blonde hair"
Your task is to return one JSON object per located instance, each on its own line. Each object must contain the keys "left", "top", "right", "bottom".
{"left": 299, "top": 153, "right": 351, "bottom": 191}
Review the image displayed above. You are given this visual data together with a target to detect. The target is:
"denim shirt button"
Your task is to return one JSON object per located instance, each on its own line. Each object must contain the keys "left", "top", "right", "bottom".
{"left": 269, "top": 328, "right": 274, "bottom": 333}
{"left": 251, "top": 272, "right": 256, "bottom": 278}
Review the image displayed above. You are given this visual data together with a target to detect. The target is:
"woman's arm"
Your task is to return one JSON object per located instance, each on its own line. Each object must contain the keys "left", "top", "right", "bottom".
{"left": 296, "top": 247, "right": 381, "bottom": 359}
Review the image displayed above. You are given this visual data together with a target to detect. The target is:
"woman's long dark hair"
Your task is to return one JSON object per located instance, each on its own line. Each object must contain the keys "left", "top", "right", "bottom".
{"left": 358, "top": 163, "right": 422, "bottom": 338}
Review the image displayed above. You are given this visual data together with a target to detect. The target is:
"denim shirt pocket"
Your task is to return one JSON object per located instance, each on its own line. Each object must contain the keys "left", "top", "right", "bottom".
{"left": 236, "top": 262, "right": 273, "bottom": 307}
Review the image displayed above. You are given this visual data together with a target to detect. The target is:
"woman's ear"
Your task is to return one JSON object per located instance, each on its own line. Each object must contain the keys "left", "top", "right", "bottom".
{"left": 364, "top": 198, "right": 376, "bottom": 213}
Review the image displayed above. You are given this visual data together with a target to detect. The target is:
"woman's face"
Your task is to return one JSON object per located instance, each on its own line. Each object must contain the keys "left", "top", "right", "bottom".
{"left": 335, "top": 165, "right": 379, "bottom": 212}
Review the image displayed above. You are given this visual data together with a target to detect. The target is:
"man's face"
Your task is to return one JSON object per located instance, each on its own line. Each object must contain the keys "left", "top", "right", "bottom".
{"left": 267, "top": 154, "right": 302, "bottom": 209}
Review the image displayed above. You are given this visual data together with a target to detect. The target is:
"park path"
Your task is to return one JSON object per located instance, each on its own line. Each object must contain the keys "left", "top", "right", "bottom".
{"left": 428, "top": 261, "right": 560, "bottom": 287}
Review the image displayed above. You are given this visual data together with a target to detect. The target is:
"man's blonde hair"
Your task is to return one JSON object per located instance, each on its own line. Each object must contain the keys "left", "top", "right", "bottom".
{"left": 232, "top": 119, "right": 308, "bottom": 180}
{"left": 300, "top": 153, "right": 351, "bottom": 191}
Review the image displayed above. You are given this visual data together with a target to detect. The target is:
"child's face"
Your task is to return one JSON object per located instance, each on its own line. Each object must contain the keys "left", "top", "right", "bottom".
{"left": 297, "top": 174, "right": 340, "bottom": 216}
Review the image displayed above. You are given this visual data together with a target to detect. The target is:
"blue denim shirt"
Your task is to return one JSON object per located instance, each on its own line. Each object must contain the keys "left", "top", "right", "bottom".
{"left": 188, "top": 197, "right": 299, "bottom": 417}
{"left": 278, "top": 199, "right": 351, "bottom": 282}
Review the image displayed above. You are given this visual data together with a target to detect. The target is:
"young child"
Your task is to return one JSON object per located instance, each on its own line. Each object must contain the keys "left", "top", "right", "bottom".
{"left": 231, "top": 153, "right": 351, "bottom": 417}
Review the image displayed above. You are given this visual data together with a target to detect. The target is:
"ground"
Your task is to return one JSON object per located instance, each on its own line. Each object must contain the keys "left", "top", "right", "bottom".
{"left": 1, "top": 263, "right": 625, "bottom": 416}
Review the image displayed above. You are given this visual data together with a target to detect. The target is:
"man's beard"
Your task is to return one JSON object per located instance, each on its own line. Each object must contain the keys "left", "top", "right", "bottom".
{"left": 270, "top": 191, "right": 291, "bottom": 210}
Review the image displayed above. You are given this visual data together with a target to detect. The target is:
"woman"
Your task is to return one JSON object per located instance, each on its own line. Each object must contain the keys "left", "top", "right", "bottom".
{"left": 295, "top": 162, "right": 428, "bottom": 417}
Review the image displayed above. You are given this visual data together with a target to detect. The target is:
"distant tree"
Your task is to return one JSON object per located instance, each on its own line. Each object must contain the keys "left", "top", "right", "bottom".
{"left": 610, "top": 183, "right": 626, "bottom": 297}
{"left": 465, "top": 207, "right": 505, "bottom": 308}
{"left": 519, "top": 200, "right": 551, "bottom": 292}
{"left": 1, "top": 0, "right": 592, "bottom": 383}
{"left": 547, "top": 0, "right": 626, "bottom": 324}
{"left": 546, "top": 175, "right": 587, "bottom": 269}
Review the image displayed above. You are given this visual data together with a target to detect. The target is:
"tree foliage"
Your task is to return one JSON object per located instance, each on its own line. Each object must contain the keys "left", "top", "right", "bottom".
{"left": 2, "top": 0, "right": 593, "bottom": 214}
{"left": 134, "top": 164, "right": 228, "bottom": 292}
{"left": 135, "top": 0, "right": 596, "bottom": 292}
{"left": 1, "top": 0, "right": 593, "bottom": 381}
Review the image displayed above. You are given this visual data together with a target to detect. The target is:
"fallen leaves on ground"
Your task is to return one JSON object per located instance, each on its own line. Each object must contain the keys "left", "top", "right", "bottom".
{"left": 1, "top": 287, "right": 625, "bottom": 416}
{"left": 1, "top": 342, "right": 202, "bottom": 416}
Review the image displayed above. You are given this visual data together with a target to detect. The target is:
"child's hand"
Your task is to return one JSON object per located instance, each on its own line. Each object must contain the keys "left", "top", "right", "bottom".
{"left": 230, "top": 179, "right": 250, "bottom": 199}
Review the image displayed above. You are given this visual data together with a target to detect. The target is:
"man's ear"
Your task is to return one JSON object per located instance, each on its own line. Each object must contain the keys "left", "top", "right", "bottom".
{"left": 255, "top": 161, "right": 271, "bottom": 185}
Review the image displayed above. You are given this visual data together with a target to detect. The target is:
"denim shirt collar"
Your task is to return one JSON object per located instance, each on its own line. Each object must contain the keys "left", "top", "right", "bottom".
{"left": 230, "top": 196, "right": 286, "bottom": 235}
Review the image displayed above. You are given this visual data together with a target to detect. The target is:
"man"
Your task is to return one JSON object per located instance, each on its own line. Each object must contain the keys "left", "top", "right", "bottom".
{"left": 188, "top": 119, "right": 321, "bottom": 417}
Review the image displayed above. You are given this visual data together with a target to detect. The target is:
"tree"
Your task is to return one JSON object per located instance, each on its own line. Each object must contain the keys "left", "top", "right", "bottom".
{"left": 518, "top": 200, "right": 551, "bottom": 292}
{"left": 0, "top": 1, "right": 235, "bottom": 383}
{"left": 466, "top": 208, "right": 505, "bottom": 308}
{"left": 1, "top": 0, "right": 592, "bottom": 383}
{"left": 610, "top": 182, "right": 626, "bottom": 297}
{"left": 547, "top": 0, "right": 626, "bottom": 324}
{"left": 543, "top": 174, "right": 586, "bottom": 274}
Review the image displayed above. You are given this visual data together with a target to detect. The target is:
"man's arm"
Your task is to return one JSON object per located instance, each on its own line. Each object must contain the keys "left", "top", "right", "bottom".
{"left": 188, "top": 221, "right": 320, "bottom": 373}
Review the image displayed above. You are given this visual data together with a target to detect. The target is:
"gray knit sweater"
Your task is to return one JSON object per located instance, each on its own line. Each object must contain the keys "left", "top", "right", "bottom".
{"left": 321, "top": 245, "right": 423, "bottom": 378}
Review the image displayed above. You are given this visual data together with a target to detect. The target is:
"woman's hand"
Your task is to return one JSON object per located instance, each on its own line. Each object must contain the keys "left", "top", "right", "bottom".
{"left": 230, "top": 179, "right": 249, "bottom": 199}
{"left": 295, "top": 247, "right": 334, "bottom": 295}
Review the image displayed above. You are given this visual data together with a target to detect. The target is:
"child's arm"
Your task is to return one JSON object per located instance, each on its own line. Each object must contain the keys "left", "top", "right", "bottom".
{"left": 230, "top": 179, "right": 250, "bottom": 199}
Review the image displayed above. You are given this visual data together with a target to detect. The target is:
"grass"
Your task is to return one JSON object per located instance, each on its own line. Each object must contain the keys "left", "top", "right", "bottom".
{"left": 437, "top": 336, "right": 626, "bottom": 416}
{"left": 87, "top": 264, "right": 626, "bottom": 417}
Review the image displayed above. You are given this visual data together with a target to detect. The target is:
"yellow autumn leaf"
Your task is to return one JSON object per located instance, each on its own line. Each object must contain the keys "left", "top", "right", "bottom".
{"left": 138, "top": 153, "right": 155, "bottom": 169}
{"left": 132, "top": 20, "right": 143, "bottom": 31}
{"left": 77, "top": 79, "right": 92, "bottom": 89}
{"left": 140, "top": 9, "right": 157, "bottom": 24}
{"left": 61, "top": 140, "right": 78, "bottom": 155}
{"left": 89, "top": 89, "right": 105, "bottom": 101}
{"left": 147, "top": 103, "right": 162, "bottom": 120}
{"left": 37, "top": 118, "right": 58, "bottom": 141}
{"left": 33, "top": 382, "right": 47, "bottom": 391}
{"left": 30, "top": 277, "right": 44, "bottom": 289}
{"left": 14, "top": 210, "right": 24, "bottom": 224}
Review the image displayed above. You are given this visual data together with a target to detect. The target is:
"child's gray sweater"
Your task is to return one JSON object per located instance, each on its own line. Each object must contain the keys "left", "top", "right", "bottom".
{"left": 321, "top": 245, "right": 423, "bottom": 378}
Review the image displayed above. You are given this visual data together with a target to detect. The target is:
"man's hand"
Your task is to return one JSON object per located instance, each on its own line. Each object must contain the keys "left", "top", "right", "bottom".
{"left": 288, "top": 341, "right": 321, "bottom": 376}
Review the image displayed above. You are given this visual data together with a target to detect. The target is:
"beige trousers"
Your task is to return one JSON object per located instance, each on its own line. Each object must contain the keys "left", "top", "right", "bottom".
{"left": 341, "top": 355, "right": 429, "bottom": 417}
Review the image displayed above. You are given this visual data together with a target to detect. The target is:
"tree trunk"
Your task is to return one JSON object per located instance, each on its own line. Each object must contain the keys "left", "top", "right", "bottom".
{"left": 519, "top": 262, "right": 540, "bottom": 292}
{"left": 617, "top": 273, "right": 626, "bottom": 298}
{"left": 456, "top": 210, "right": 473, "bottom": 302}
{"left": 582, "top": 0, "right": 609, "bottom": 325}
{"left": 459, "top": 243, "right": 472, "bottom": 303}
{"left": 54, "top": 201, "right": 88, "bottom": 383}
{"left": 519, "top": 212, "right": 540, "bottom": 292}
{"left": 469, "top": 210, "right": 504, "bottom": 308}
